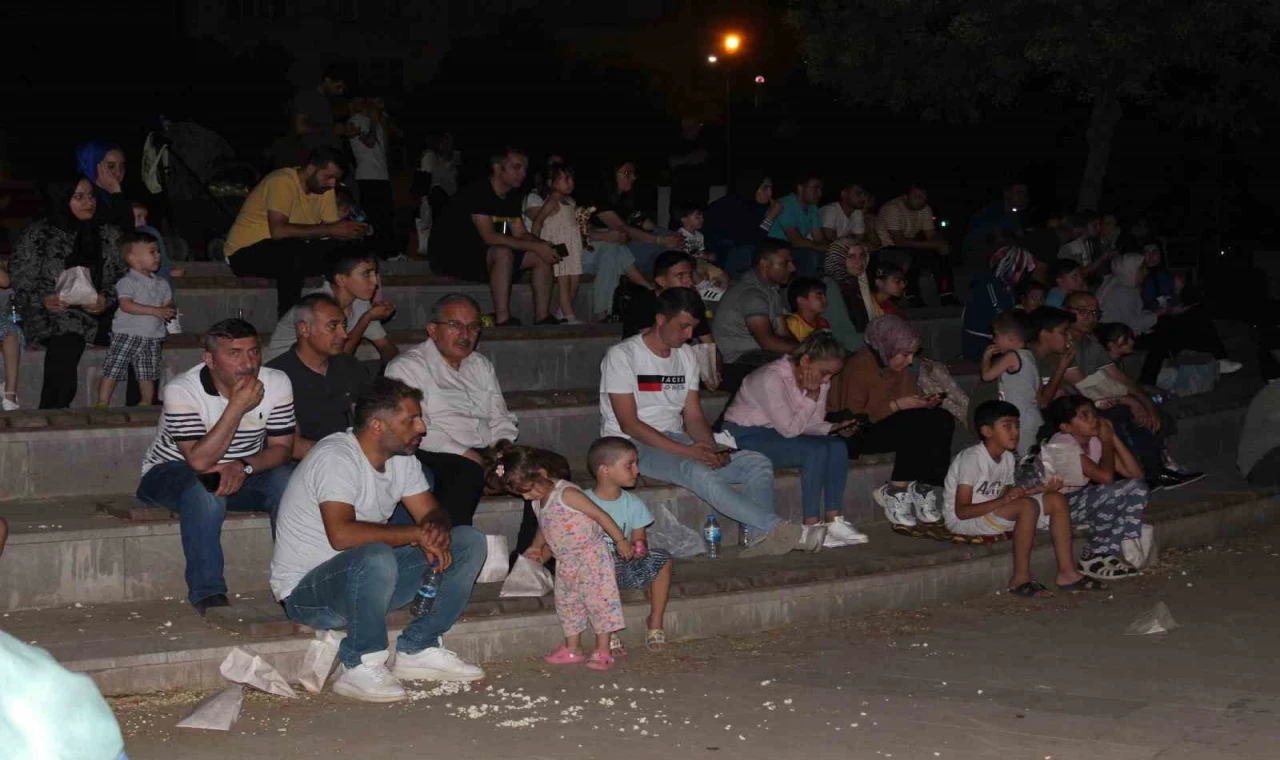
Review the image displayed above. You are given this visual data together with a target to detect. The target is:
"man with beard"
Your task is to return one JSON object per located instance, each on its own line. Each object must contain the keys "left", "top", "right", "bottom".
{"left": 270, "top": 377, "right": 487, "bottom": 702}
{"left": 385, "top": 294, "right": 517, "bottom": 526}
{"left": 224, "top": 146, "right": 370, "bottom": 315}
{"left": 136, "top": 318, "right": 297, "bottom": 614}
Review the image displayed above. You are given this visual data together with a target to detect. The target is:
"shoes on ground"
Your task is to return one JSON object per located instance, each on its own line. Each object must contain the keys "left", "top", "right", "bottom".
{"left": 875, "top": 484, "right": 917, "bottom": 527}
{"left": 192, "top": 593, "right": 230, "bottom": 616}
{"left": 1217, "top": 359, "right": 1243, "bottom": 375}
{"left": 392, "top": 646, "right": 485, "bottom": 682}
{"left": 740, "top": 522, "right": 803, "bottom": 558}
{"left": 1148, "top": 468, "right": 1205, "bottom": 492}
{"left": 334, "top": 651, "right": 406, "bottom": 702}
{"left": 797, "top": 524, "right": 827, "bottom": 552}
{"left": 909, "top": 482, "right": 942, "bottom": 524}
{"left": 823, "top": 516, "right": 870, "bottom": 547}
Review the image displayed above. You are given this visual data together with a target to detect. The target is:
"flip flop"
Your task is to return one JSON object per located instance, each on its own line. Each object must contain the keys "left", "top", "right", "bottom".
{"left": 1058, "top": 575, "right": 1108, "bottom": 592}
{"left": 1007, "top": 581, "right": 1054, "bottom": 599}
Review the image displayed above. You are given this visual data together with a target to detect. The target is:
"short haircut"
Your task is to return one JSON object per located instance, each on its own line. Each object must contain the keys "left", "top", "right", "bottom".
{"left": 1095, "top": 321, "right": 1134, "bottom": 346}
{"left": 488, "top": 146, "right": 526, "bottom": 172}
{"left": 130, "top": 199, "right": 147, "bottom": 211}
{"left": 326, "top": 248, "right": 377, "bottom": 284}
{"left": 204, "top": 318, "right": 259, "bottom": 352}
{"left": 353, "top": 377, "right": 423, "bottom": 432}
{"left": 117, "top": 229, "right": 158, "bottom": 259}
{"left": 294, "top": 292, "right": 342, "bottom": 326}
{"left": 1049, "top": 257, "right": 1083, "bottom": 282}
{"left": 1063, "top": 289, "right": 1096, "bottom": 310}
{"left": 652, "top": 249, "right": 694, "bottom": 279}
{"left": 991, "top": 310, "right": 1029, "bottom": 340}
{"left": 794, "top": 172, "right": 822, "bottom": 188}
{"left": 974, "top": 400, "right": 1020, "bottom": 436}
{"left": 1028, "top": 306, "right": 1075, "bottom": 338}
{"left": 753, "top": 238, "right": 790, "bottom": 266}
{"left": 305, "top": 146, "right": 347, "bottom": 173}
{"left": 672, "top": 202, "right": 704, "bottom": 223}
{"left": 429, "top": 293, "right": 482, "bottom": 322}
{"left": 1044, "top": 394, "right": 1092, "bottom": 431}
{"left": 587, "top": 436, "right": 637, "bottom": 475}
{"left": 1013, "top": 278, "right": 1046, "bottom": 302}
{"left": 655, "top": 287, "right": 705, "bottom": 322}
{"left": 787, "top": 276, "right": 826, "bottom": 312}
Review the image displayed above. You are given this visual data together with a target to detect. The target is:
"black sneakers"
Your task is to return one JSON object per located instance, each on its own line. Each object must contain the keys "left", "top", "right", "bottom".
{"left": 1148, "top": 468, "right": 1206, "bottom": 492}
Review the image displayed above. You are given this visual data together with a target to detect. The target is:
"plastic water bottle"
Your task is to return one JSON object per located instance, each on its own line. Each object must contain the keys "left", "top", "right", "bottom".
{"left": 738, "top": 523, "right": 750, "bottom": 548}
{"left": 703, "top": 516, "right": 722, "bottom": 559}
{"left": 409, "top": 561, "right": 442, "bottom": 617}
{"left": 7, "top": 300, "right": 20, "bottom": 327}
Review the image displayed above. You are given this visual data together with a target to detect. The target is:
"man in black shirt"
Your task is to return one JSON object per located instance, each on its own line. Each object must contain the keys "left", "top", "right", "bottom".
{"left": 620, "top": 250, "right": 713, "bottom": 346}
{"left": 430, "top": 147, "right": 559, "bottom": 326}
{"left": 266, "top": 293, "right": 373, "bottom": 460}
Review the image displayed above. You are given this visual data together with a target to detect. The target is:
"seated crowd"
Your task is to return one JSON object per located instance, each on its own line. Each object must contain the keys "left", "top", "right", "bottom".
{"left": 0, "top": 135, "right": 1268, "bottom": 706}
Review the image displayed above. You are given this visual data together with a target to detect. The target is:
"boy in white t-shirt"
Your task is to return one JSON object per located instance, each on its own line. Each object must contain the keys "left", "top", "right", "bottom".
{"left": 944, "top": 400, "right": 1101, "bottom": 598}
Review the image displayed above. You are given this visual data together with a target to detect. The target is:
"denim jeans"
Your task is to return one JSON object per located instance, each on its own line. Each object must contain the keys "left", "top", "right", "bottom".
{"left": 724, "top": 423, "right": 848, "bottom": 521}
{"left": 136, "top": 460, "right": 295, "bottom": 605}
{"left": 632, "top": 430, "right": 781, "bottom": 533}
{"left": 284, "top": 526, "right": 487, "bottom": 668}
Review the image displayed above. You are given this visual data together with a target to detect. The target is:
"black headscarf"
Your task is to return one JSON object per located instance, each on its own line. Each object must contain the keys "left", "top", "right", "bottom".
{"left": 733, "top": 169, "right": 769, "bottom": 205}
{"left": 44, "top": 177, "right": 107, "bottom": 287}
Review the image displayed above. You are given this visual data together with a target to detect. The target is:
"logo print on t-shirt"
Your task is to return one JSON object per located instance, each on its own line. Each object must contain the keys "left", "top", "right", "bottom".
{"left": 974, "top": 480, "right": 1004, "bottom": 498}
{"left": 637, "top": 374, "right": 686, "bottom": 392}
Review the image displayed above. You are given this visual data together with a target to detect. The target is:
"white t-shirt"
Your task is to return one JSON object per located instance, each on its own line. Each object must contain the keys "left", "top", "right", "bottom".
{"left": 269, "top": 431, "right": 430, "bottom": 600}
{"left": 264, "top": 281, "right": 387, "bottom": 362}
{"left": 141, "top": 365, "right": 295, "bottom": 475}
{"left": 819, "top": 202, "right": 865, "bottom": 238}
{"left": 346, "top": 114, "right": 389, "bottom": 181}
{"left": 942, "top": 443, "right": 1014, "bottom": 528}
{"left": 599, "top": 333, "right": 699, "bottom": 438}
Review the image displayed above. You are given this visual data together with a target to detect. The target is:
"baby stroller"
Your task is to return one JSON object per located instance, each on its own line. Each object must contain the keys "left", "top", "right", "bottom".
{"left": 141, "top": 117, "right": 260, "bottom": 260}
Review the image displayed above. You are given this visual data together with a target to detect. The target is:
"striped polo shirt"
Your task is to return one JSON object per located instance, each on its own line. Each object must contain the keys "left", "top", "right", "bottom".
{"left": 141, "top": 364, "right": 296, "bottom": 475}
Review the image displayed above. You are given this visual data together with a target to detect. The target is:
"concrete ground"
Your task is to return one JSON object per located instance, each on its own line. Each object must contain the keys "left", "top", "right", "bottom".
{"left": 114, "top": 524, "right": 1280, "bottom": 759}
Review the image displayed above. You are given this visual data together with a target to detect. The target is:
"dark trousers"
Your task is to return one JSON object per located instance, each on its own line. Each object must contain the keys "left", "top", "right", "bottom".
{"left": 357, "top": 179, "right": 396, "bottom": 259}
{"left": 39, "top": 333, "right": 86, "bottom": 409}
{"left": 846, "top": 407, "right": 954, "bottom": 485}
{"left": 228, "top": 238, "right": 356, "bottom": 316}
{"left": 413, "top": 450, "right": 485, "bottom": 527}
{"left": 1098, "top": 404, "right": 1168, "bottom": 479}
{"left": 879, "top": 246, "right": 954, "bottom": 299}
{"left": 1135, "top": 311, "right": 1227, "bottom": 385}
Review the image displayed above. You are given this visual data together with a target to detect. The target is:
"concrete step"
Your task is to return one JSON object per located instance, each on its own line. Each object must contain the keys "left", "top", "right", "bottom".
{"left": 12, "top": 323, "right": 623, "bottom": 408}
{"left": 0, "top": 389, "right": 728, "bottom": 502}
{"left": 178, "top": 257, "right": 434, "bottom": 278}
{"left": 7, "top": 483, "right": 1274, "bottom": 695}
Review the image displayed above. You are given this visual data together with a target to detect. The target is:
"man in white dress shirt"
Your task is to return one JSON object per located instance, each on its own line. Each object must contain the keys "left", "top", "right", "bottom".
{"left": 384, "top": 293, "right": 518, "bottom": 525}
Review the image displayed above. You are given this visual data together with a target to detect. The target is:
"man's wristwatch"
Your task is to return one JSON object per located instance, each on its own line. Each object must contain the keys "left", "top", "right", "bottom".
{"left": 242, "top": 463, "right": 254, "bottom": 476}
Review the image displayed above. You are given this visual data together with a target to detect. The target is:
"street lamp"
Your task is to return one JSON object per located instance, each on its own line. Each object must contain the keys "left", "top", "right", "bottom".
{"left": 707, "top": 55, "right": 718, "bottom": 63}
{"left": 723, "top": 34, "right": 741, "bottom": 54}
{"left": 718, "top": 33, "right": 743, "bottom": 180}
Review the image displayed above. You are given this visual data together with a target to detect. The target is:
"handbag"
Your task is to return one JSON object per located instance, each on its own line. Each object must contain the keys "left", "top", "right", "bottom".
{"left": 54, "top": 266, "right": 100, "bottom": 307}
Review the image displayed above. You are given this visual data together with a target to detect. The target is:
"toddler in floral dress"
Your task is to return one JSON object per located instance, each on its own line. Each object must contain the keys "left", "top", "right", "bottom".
{"left": 488, "top": 443, "right": 633, "bottom": 671}
{"left": 524, "top": 162, "right": 585, "bottom": 323}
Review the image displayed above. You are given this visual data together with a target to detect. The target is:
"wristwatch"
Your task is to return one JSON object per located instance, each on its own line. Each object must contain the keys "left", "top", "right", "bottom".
{"left": 242, "top": 463, "right": 254, "bottom": 476}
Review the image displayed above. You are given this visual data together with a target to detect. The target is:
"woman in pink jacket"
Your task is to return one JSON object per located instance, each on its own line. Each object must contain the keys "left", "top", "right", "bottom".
{"left": 723, "top": 332, "right": 869, "bottom": 548}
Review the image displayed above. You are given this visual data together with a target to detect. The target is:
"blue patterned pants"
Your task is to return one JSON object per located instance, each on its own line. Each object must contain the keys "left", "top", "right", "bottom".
{"left": 1067, "top": 479, "right": 1148, "bottom": 556}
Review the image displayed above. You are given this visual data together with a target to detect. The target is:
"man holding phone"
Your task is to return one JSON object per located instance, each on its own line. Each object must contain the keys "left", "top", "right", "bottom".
{"left": 136, "top": 318, "right": 297, "bottom": 615}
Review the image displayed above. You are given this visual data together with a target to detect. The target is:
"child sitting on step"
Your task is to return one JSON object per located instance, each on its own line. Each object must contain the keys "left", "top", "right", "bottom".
{"left": 96, "top": 231, "right": 174, "bottom": 407}
{"left": 784, "top": 277, "right": 831, "bottom": 342}
{"left": 488, "top": 442, "right": 633, "bottom": 672}
{"left": 580, "top": 436, "right": 674, "bottom": 655}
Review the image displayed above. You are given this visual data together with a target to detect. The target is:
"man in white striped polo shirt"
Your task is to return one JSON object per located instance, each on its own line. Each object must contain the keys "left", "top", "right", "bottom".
{"left": 136, "top": 318, "right": 297, "bottom": 614}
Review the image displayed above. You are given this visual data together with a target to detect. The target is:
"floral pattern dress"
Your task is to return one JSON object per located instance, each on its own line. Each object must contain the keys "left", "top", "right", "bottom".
{"left": 534, "top": 480, "right": 625, "bottom": 637}
{"left": 10, "top": 220, "right": 124, "bottom": 345}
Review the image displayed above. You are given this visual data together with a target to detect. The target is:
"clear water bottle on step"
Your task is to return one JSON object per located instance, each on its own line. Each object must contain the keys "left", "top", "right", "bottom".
{"left": 703, "top": 515, "right": 722, "bottom": 559}
{"left": 409, "top": 561, "right": 442, "bottom": 617}
{"left": 738, "top": 522, "right": 750, "bottom": 548}
{"left": 7, "top": 299, "right": 20, "bottom": 327}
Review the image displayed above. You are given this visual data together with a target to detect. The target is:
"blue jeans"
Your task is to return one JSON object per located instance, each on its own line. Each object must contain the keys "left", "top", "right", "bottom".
{"left": 632, "top": 430, "right": 781, "bottom": 533}
{"left": 284, "top": 526, "right": 486, "bottom": 667}
{"left": 724, "top": 423, "right": 848, "bottom": 521}
{"left": 583, "top": 241, "right": 636, "bottom": 317}
{"left": 136, "top": 460, "right": 295, "bottom": 605}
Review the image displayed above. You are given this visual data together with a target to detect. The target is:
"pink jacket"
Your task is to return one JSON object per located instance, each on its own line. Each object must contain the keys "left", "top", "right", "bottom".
{"left": 724, "top": 357, "right": 834, "bottom": 437}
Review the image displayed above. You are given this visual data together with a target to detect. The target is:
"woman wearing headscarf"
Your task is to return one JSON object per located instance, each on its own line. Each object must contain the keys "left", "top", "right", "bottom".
{"left": 75, "top": 141, "right": 136, "bottom": 233}
{"left": 1098, "top": 252, "right": 1239, "bottom": 384}
{"left": 828, "top": 315, "right": 955, "bottom": 527}
{"left": 703, "top": 170, "right": 781, "bottom": 276}
{"left": 960, "top": 245, "right": 1038, "bottom": 361}
{"left": 11, "top": 177, "right": 126, "bottom": 408}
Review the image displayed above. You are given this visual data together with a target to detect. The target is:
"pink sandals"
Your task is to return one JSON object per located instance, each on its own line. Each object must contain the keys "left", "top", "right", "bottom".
{"left": 543, "top": 645, "right": 586, "bottom": 665}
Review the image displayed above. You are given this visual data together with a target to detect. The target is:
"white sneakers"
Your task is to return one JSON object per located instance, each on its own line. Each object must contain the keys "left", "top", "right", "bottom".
{"left": 1218, "top": 359, "right": 1243, "bottom": 375}
{"left": 0, "top": 382, "right": 17, "bottom": 411}
{"left": 910, "top": 483, "right": 942, "bottom": 524}
{"left": 392, "top": 645, "right": 486, "bottom": 682}
{"left": 797, "top": 524, "right": 828, "bottom": 552}
{"left": 333, "top": 651, "right": 406, "bottom": 703}
{"left": 875, "top": 482, "right": 942, "bottom": 526}
{"left": 823, "top": 516, "right": 869, "bottom": 547}
{"left": 740, "top": 522, "right": 804, "bottom": 558}
{"left": 333, "top": 646, "right": 485, "bottom": 702}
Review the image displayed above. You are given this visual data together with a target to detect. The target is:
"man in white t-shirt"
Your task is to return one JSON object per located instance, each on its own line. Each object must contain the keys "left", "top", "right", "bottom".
{"left": 264, "top": 249, "right": 398, "bottom": 363}
{"left": 600, "top": 287, "right": 802, "bottom": 557}
{"left": 819, "top": 182, "right": 869, "bottom": 243}
{"left": 347, "top": 97, "right": 396, "bottom": 257}
{"left": 135, "top": 319, "right": 297, "bottom": 614}
{"left": 270, "top": 377, "right": 486, "bottom": 702}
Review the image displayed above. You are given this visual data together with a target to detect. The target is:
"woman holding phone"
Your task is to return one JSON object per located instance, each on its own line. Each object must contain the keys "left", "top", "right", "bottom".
{"left": 827, "top": 315, "right": 955, "bottom": 527}
{"left": 722, "top": 332, "right": 870, "bottom": 548}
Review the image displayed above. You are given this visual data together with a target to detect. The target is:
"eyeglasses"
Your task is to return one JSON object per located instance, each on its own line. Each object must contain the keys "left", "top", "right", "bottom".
{"left": 1070, "top": 308, "right": 1102, "bottom": 318}
{"left": 433, "top": 320, "right": 483, "bottom": 333}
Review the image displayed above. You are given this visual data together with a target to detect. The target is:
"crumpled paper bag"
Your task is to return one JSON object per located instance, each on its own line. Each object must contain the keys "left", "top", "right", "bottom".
{"left": 1125, "top": 601, "right": 1179, "bottom": 635}
{"left": 55, "top": 266, "right": 100, "bottom": 307}
{"left": 499, "top": 556, "right": 554, "bottom": 598}
{"left": 176, "top": 684, "right": 243, "bottom": 731}
{"left": 298, "top": 631, "right": 345, "bottom": 694}
{"left": 218, "top": 646, "right": 297, "bottom": 697}
{"left": 478, "top": 534, "right": 511, "bottom": 584}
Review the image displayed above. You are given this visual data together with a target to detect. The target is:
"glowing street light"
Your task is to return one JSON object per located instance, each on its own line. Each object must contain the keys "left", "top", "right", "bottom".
{"left": 707, "top": 55, "right": 718, "bottom": 64}
{"left": 723, "top": 33, "right": 741, "bottom": 54}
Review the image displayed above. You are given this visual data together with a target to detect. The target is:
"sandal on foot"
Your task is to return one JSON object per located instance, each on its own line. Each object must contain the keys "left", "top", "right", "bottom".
{"left": 1007, "top": 581, "right": 1054, "bottom": 599}
{"left": 645, "top": 629, "right": 666, "bottom": 652}
{"left": 1078, "top": 554, "right": 1138, "bottom": 581}
{"left": 543, "top": 645, "right": 585, "bottom": 665}
{"left": 585, "top": 651, "right": 615, "bottom": 671}
{"left": 1058, "top": 575, "right": 1108, "bottom": 592}
{"left": 609, "top": 632, "right": 627, "bottom": 657}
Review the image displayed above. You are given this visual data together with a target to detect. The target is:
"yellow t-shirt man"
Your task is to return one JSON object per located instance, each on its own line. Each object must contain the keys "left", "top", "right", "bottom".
{"left": 224, "top": 168, "right": 339, "bottom": 256}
